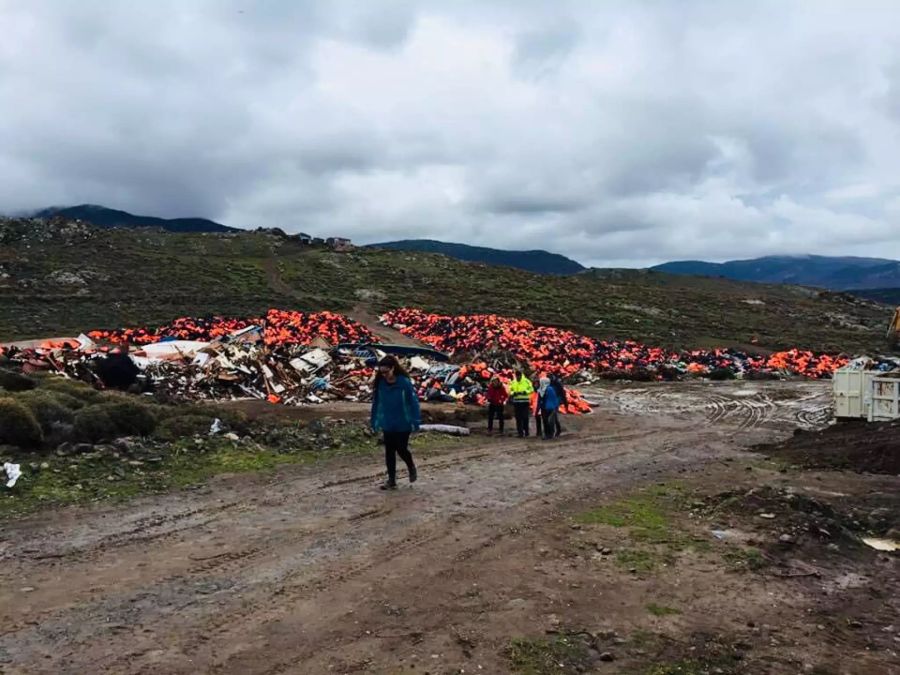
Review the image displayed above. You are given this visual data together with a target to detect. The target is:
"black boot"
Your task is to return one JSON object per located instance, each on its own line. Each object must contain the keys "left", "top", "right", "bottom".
{"left": 379, "top": 480, "right": 397, "bottom": 490}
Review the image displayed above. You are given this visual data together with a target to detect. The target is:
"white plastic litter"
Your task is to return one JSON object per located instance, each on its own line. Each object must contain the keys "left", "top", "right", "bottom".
{"left": 209, "top": 418, "right": 224, "bottom": 435}
{"left": 418, "top": 424, "right": 470, "bottom": 436}
{"left": 140, "top": 340, "right": 211, "bottom": 360}
{"left": 863, "top": 537, "right": 900, "bottom": 552}
{"left": 408, "top": 356, "right": 431, "bottom": 371}
{"left": 290, "top": 348, "right": 332, "bottom": 374}
{"left": 3, "top": 463, "right": 22, "bottom": 488}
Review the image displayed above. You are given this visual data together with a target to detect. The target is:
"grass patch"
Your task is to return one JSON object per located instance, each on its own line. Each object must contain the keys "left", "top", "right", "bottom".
{"left": 645, "top": 660, "right": 738, "bottom": 675}
{"left": 577, "top": 484, "right": 705, "bottom": 551}
{"left": 646, "top": 603, "right": 681, "bottom": 617}
{"left": 0, "top": 423, "right": 462, "bottom": 519}
{"left": 723, "top": 547, "right": 768, "bottom": 572}
{"left": 616, "top": 549, "right": 672, "bottom": 572}
{"left": 506, "top": 633, "right": 594, "bottom": 675}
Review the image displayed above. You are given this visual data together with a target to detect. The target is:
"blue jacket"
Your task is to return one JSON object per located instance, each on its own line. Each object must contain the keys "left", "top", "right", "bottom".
{"left": 370, "top": 375, "right": 421, "bottom": 432}
{"left": 541, "top": 386, "right": 560, "bottom": 411}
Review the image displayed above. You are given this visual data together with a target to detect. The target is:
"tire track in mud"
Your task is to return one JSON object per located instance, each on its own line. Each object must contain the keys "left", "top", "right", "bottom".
{"left": 594, "top": 381, "right": 832, "bottom": 432}
{"left": 2, "top": 382, "right": 823, "bottom": 674}
{"left": 11, "top": 427, "right": 692, "bottom": 674}
{"left": 207, "top": 439, "right": 729, "bottom": 675}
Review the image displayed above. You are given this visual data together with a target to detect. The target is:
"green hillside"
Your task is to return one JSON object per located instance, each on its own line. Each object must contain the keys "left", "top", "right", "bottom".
{"left": 0, "top": 218, "right": 890, "bottom": 353}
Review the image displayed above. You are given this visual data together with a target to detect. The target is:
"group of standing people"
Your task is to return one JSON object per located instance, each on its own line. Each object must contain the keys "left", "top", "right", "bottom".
{"left": 487, "top": 369, "right": 564, "bottom": 440}
{"left": 369, "top": 356, "right": 567, "bottom": 491}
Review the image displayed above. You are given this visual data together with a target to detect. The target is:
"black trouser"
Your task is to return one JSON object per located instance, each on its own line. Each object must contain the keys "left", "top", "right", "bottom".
{"left": 535, "top": 410, "right": 543, "bottom": 438}
{"left": 383, "top": 431, "right": 416, "bottom": 484}
{"left": 513, "top": 401, "right": 531, "bottom": 437}
{"left": 541, "top": 409, "right": 559, "bottom": 439}
{"left": 487, "top": 403, "right": 505, "bottom": 432}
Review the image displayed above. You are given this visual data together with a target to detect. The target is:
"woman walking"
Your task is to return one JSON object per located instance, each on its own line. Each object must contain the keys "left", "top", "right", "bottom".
{"left": 486, "top": 376, "right": 508, "bottom": 434}
{"left": 370, "top": 355, "right": 421, "bottom": 490}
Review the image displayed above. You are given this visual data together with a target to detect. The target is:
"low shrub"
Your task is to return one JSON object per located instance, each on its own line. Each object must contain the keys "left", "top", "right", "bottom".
{"left": 0, "top": 397, "right": 44, "bottom": 448}
{"left": 72, "top": 401, "right": 157, "bottom": 443}
{"left": 15, "top": 390, "right": 75, "bottom": 431}
{"left": 72, "top": 406, "right": 116, "bottom": 443}
{"left": 154, "top": 414, "right": 216, "bottom": 441}
{"left": 0, "top": 368, "right": 36, "bottom": 392}
{"left": 708, "top": 368, "right": 737, "bottom": 381}
{"left": 39, "top": 377, "right": 103, "bottom": 403}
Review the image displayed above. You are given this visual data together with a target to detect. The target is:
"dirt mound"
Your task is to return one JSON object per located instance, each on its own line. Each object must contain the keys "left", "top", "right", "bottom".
{"left": 757, "top": 419, "right": 900, "bottom": 474}
{"left": 706, "top": 486, "right": 865, "bottom": 548}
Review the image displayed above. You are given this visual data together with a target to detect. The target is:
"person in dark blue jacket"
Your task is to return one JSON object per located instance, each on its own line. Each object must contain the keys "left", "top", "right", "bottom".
{"left": 538, "top": 377, "right": 560, "bottom": 441}
{"left": 370, "top": 355, "right": 421, "bottom": 490}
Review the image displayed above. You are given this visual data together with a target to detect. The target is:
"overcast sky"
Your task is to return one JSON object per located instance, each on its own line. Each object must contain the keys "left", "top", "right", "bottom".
{"left": 2, "top": 1, "right": 900, "bottom": 267}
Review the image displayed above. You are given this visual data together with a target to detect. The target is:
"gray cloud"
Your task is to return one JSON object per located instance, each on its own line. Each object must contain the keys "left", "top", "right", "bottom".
{"left": 2, "top": 0, "right": 900, "bottom": 267}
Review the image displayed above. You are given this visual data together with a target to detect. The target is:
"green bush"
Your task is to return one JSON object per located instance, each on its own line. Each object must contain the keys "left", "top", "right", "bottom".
{"left": 15, "top": 390, "right": 75, "bottom": 431}
{"left": 39, "top": 377, "right": 102, "bottom": 403}
{"left": 72, "top": 406, "right": 117, "bottom": 443}
{"left": 33, "top": 388, "right": 84, "bottom": 410}
{"left": 708, "top": 368, "right": 737, "bottom": 381}
{"left": 154, "top": 414, "right": 216, "bottom": 441}
{"left": 72, "top": 401, "right": 157, "bottom": 443}
{"left": 0, "top": 397, "right": 44, "bottom": 448}
{"left": 0, "top": 368, "right": 36, "bottom": 392}
{"left": 102, "top": 401, "right": 157, "bottom": 436}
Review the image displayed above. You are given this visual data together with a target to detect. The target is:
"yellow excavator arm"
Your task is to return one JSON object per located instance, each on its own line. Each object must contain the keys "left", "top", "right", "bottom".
{"left": 888, "top": 307, "right": 900, "bottom": 344}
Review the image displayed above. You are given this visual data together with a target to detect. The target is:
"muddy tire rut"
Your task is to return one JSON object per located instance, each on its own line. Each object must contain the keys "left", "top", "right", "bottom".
{"left": 0, "top": 382, "right": 835, "bottom": 674}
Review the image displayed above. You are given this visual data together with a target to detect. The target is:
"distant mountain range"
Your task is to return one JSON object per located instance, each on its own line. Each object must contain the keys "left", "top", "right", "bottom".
{"left": 34, "top": 204, "right": 235, "bottom": 233}
{"left": 653, "top": 255, "right": 900, "bottom": 292}
{"left": 21, "top": 206, "right": 900, "bottom": 299}
{"left": 370, "top": 239, "right": 586, "bottom": 275}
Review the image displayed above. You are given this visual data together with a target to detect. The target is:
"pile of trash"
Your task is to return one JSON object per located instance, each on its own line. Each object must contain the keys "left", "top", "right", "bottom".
{"left": 2, "top": 311, "right": 381, "bottom": 406}
{"left": 839, "top": 355, "right": 900, "bottom": 373}
{"left": 381, "top": 309, "right": 848, "bottom": 380}
{"left": 2, "top": 305, "right": 852, "bottom": 413}
{"left": 87, "top": 309, "right": 376, "bottom": 347}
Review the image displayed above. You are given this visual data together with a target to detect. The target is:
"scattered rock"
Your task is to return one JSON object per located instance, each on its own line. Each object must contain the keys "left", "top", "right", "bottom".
{"left": 112, "top": 437, "right": 137, "bottom": 453}
{"left": 599, "top": 652, "right": 615, "bottom": 662}
{"left": 758, "top": 513, "right": 776, "bottom": 520}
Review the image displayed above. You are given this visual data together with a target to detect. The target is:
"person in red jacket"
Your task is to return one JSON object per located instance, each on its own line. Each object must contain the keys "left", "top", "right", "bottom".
{"left": 486, "top": 376, "right": 508, "bottom": 435}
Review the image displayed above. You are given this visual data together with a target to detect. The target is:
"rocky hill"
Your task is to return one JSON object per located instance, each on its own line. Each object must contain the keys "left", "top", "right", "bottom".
{"left": 0, "top": 217, "right": 891, "bottom": 353}
{"left": 33, "top": 204, "right": 235, "bottom": 233}
{"left": 370, "top": 239, "right": 585, "bottom": 275}
{"left": 654, "top": 255, "right": 900, "bottom": 291}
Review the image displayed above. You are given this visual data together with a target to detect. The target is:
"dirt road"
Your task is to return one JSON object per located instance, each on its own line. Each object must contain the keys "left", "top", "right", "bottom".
{"left": 2, "top": 381, "right": 897, "bottom": 674}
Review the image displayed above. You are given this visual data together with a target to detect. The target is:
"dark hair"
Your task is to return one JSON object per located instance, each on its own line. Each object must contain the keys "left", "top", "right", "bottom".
{"left": 374, "top": 355, "right": 410, "bottom": 384}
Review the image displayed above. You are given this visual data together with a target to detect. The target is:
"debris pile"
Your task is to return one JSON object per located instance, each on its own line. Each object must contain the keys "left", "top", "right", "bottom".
{"left": 2, "top": 311, "right": 380, "bottom": 406}
{"left": 88, "top": 309, "right": 375, "bottom": 346}
{"left": 381, "top": 309, "right": 848, "bottom": 380}
{"left": 2, "top": 305, "right": 850, "bottom": 413}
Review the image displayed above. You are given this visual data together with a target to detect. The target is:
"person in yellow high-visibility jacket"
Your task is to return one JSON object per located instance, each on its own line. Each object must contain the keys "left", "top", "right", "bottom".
{"left": 508, "top": 368, "right": 534, "bottom": 438}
